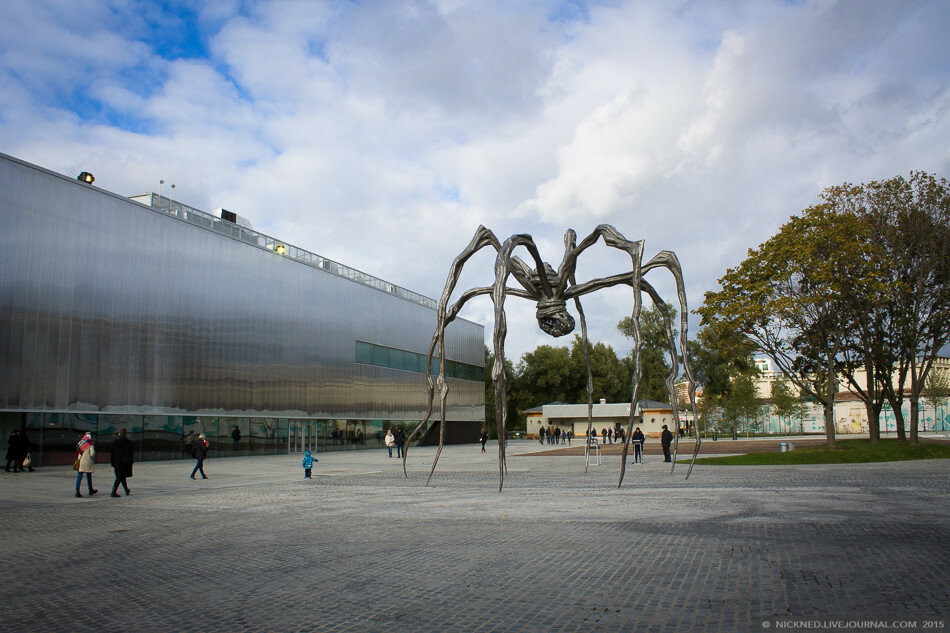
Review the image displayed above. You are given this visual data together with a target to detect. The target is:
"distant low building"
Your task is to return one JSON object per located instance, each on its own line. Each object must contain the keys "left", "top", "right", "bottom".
{"left": 526, "top": 399, "right": 678, "bottom": 438}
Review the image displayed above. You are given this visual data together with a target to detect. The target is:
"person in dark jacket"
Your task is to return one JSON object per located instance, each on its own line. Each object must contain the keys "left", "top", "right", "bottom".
{"left": 6, "top": 429, "right": 22, "bottom": 472}
{"left": 660, "top": 425, "right": 674, "bottom": 462}
{"left": 394, "top": 428, "right": 406, "bottom": 459}
{"left": 231, "top": 425, "right": 241, "bottom": 452}
{"left": 631, "top": 427, "right": 645, "bottom": 464}
{"left": 190, "top": 433, "right": 209, "bottom": 479}
{"left": 110, "top": 428, "right": 134, "bottom": 497}
{"left": 479, "top": 430, "right": 488, "bottom": 453}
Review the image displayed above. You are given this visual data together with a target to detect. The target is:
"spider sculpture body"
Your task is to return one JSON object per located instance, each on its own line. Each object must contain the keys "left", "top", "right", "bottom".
{"left": 402, "top": 224, "right": 701, "bottom": 491}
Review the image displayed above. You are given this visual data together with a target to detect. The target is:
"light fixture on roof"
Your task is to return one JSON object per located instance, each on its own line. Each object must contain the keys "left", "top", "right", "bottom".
{"left": 275, "top": 244, "right": 287, "bottom": 255}
{"left": 159, "top": 179, "right": 175, "bottom": 205}
{"left": 77, "top": 171, "right": 95, "bottom": 184}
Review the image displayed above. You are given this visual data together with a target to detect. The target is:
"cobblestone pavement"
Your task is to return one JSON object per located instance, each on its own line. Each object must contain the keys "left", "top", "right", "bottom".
{"left": 1, "top": 441, "right": 947, "bottom": 633}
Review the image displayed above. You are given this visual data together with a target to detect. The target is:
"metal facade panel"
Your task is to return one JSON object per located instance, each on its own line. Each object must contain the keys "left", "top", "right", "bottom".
{"left": 0, "top": 154, "right": 484, "bottom": 421}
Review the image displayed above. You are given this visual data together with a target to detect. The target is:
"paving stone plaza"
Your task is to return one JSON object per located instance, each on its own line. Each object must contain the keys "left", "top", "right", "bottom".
{"left": 1, "top": 440, "right": 947, "bottom": 632}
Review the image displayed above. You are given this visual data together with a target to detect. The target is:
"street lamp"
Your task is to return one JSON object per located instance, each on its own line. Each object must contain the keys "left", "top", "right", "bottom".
{"left": 159, "top": 180, "right": 175, "bottom": 211}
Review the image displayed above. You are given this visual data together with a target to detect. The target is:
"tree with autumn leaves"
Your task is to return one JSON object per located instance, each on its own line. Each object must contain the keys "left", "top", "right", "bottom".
{"left": 700, "top": 172, "right": 949, "bottom": 446}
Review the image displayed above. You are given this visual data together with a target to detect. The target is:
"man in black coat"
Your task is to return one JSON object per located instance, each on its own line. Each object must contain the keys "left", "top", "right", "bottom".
{"left": 110, "top": 427, "right": 134, "bottom": 497}
{"left": 394, "top": 428, "right": 406, "bottom": 459}
{"left": 6, "top": 429, "right": 22, "bottom": 472}
{"left": 631, "top": 427, "right": 645, "bottom": 464}
{"left": 231, "top": 425, "right": 241, "bottom": 452}
{"left": 660, "top": 424, "right": 674, "bottom": 462}
{"left": 190, "top": 433, "right": 209, "bottom": 479}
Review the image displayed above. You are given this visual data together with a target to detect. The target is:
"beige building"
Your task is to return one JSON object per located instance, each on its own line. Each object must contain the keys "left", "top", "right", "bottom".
{"left": 750, "top": 356, "right": 950, "bottom": 434}
{"left": 525, "top": 399, "right": 676, "bottom": 438}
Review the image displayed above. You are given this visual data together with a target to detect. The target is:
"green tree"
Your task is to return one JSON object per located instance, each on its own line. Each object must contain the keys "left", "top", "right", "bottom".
{"left": 817, "top": 182, "right": 894, "bottom": 444}
{"left": 700, "top": 205, "right": 881, "bottom": 449}
{"left": 509, "top": 337, "right": 632, "bottom": 418}
{"left": 617, "top": 304, "right": 677, "bottom": 403}
{"left": 720, "top": 368, "right": 760, "bottom": 435}
{"left": 684, "top": 320, "right": 757, "bottom": 434}
{"left": 770, "top": 375, "right": 806, "bottom": 434}
{"left": 859, "top": 172, "right": 950, "bottom": 445}
{"left": 511, "top": 344, "right": 574, "bottom": 410}
{"left": 567, "top": 336, "right": 632, "bottom": 404}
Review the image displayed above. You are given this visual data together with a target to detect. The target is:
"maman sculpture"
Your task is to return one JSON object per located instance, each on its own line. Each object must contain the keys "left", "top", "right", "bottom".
{"left": 402, "top": 224, "right": 700, "bottom": 491}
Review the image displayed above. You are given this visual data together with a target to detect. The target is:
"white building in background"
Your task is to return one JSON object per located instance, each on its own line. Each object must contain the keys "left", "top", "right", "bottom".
{"left": 748, "top": 357, "right": 950, "bottom": 434}
{"left": 525, "top": 399, "right": 676, "bottom": 438}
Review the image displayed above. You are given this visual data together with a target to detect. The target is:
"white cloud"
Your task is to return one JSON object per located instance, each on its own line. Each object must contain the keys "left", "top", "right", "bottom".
{"left": 1, "top": 0, "right": 947, "bottom": 364}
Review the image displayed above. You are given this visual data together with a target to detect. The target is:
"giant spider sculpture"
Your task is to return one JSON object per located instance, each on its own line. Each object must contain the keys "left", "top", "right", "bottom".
{"left": 402, "top": 224, "right": 701, "bottom": 491}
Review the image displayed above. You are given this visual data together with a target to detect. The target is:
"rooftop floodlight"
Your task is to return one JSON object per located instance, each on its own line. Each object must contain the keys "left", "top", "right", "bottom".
{"left": 275, "top": 244, "right": 287, "bottom": 255}
{"left": 77, "top": 171, "right": 95, "bottom": 184}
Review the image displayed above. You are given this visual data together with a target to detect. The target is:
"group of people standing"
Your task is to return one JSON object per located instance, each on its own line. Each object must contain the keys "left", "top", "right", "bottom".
{"left": 538, "top": 426, "right": 573, "bottom": 445}
{"left": 533, "top": 423, "right": 673, "bottom": 464}
{"left": 383, "top": 427, "right": 407, "bottom": 458}
{"left": 591, "top": 426, "right": 626, "bottom": 444}
{"left": 5, "top": 429, "right": 35, "bottom": 473}
{"left": 535, "top": 425, "right": 633, "bottom": 446}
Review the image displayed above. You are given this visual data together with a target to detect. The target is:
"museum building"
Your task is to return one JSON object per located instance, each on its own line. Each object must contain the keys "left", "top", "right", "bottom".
{"left": 0, "top": 152, "right": 485, "bottom": 466}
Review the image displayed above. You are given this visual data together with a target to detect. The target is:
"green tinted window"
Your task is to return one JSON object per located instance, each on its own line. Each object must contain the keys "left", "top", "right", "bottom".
{"left": 373, "top": 345, "right": 390, "bottom": 367}
{"left": 358, "top": 342, "right": 482, "bottom": 381}
{"left": 390, "top": 349, "right": 406, "bottom": 370}
{"left": 356, "top": 341, "right": 373, "bottom": 364}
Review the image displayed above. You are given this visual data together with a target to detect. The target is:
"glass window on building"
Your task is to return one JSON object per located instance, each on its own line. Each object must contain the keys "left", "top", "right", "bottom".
{"left": 390, "top": 349, "right": 406, "bottom": 371}
{"left": 356, "top": 341, "right": 373, "bottom": 364}
{"left": 372, "top": 345, "right": 390, "bottom": 368}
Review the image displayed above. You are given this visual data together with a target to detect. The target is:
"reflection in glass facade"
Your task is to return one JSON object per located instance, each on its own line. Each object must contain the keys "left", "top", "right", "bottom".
{"left": 0, "top": 153, "right": 484, "bottom": 466}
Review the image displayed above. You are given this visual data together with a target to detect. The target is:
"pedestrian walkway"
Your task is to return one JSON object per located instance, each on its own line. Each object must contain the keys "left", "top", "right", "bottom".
{"left": 0, "top": 441, "right": 947, "bottom": 632}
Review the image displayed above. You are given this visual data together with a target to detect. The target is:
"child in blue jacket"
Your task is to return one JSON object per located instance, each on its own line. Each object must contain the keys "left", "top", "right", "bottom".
{"left": 302, "top": 450, "right": 318, "bottom": 478}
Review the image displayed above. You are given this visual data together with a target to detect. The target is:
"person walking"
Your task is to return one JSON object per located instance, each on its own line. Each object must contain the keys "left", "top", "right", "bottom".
{"left": 6, "top": 429, "right": 22, "bottom": 472}
{"left": 75, "top": 432, "right": 98, "bottom": 497}
{"left": 384, "top": 429, "right": 395, "bottom": 458}
{"left": 394, "top": 428, "right": 406, "bottom": 459}
{"left": 479, "top": 430, "right": 488, "bottom": 453}
{"left": 190, "top": 433, "right": 209, "bottom": 479}
{"left": 110, "top": 428, "right": 134, "bottom": 497}
{"left": 661, "top": 424, "right": 674, "bottom": 462}
{"left": 19, "top": 431, "right": 35, "bottom": 472}
{"left": 632, "top": 427, "right": 645, "bottom": 464}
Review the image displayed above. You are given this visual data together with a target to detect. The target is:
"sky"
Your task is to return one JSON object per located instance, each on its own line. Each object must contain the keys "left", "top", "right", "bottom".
{"left": 1, "top": 0, "right": 948, "bottom": 364}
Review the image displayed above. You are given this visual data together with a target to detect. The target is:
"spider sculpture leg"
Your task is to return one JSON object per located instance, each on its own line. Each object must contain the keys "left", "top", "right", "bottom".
{"left": 617, "top": 281, "right": 643, "bottom": 488}
{"left": 403, "top": 227, "right": 538, "bottom": 489}
{"left": 562, "top": 229, "right": 597, "bottom": 473}
{"left": 489, "top": 233, "right": 552, "bottom": 491}
{"left": 640, "top": 250, "right": 702, "bottom": 478}
{"left": 556, "top": 224, "right": 647, "bottom": 488}
{"left": 574, "top": 293, "right": 595, "bottom": 473}
{"left": 639, "top": 281, "right": 684, "bottom": 472}
{"left": 402, "top": 226, "right": 500, "bottom": 479}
